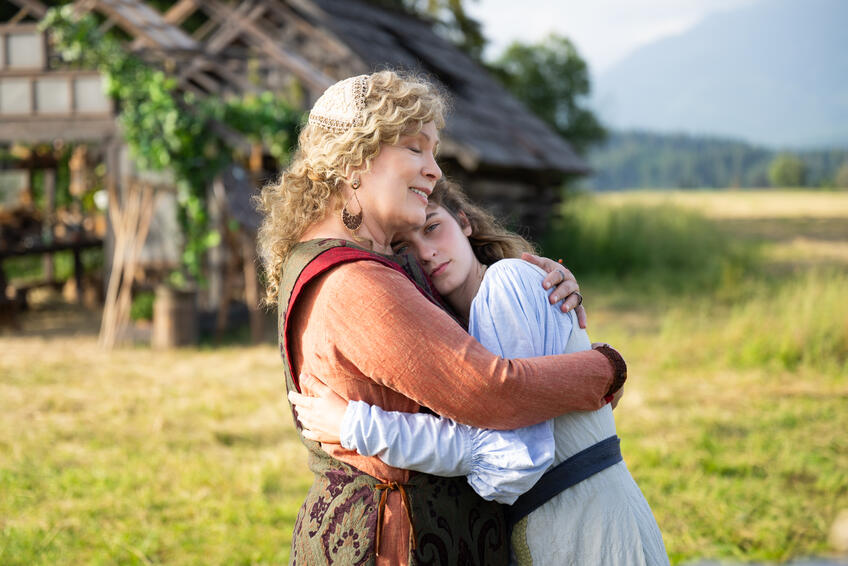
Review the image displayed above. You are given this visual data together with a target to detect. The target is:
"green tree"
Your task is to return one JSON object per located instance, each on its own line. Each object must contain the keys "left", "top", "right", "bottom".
{"left": 768, "top": 153, "right": 807, "bottom": 187}
{"left": 489, "top": 34, "right": 606, "bottom": 154}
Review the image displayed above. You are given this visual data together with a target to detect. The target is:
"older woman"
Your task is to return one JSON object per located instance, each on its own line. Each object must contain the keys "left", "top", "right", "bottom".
{"left": 257, "top": 71, "right": 626, "bottom": 566}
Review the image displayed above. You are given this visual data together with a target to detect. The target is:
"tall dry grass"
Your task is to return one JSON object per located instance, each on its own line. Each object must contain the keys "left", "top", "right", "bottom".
{"left": 658, "top": 269, "right": 848, "bottom": 373}
{"left": 543, "top": 194, "right": 759, "bottom": 292}
{"left": 542, "top": 191, "right": 848, "bottom": 375}
{"left": 539, "top": 191, "right": 848, "bottom": 562}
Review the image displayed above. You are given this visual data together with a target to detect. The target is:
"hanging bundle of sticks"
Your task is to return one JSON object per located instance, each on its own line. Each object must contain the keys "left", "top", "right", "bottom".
{"left": 99, "top": 177, "right": 156, "bottom": 349}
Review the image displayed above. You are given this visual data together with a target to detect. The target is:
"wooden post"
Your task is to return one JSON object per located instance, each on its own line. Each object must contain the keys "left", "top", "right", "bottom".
{"left": 246, "top": 143, "right": 264, "bottom": 343}
{"left": 99, "top": 178, "right": 156, "bottom": 349}
{"left": 69, "top": 145, "right": 87, "bottom": 197}
{"left": 249, "top": 141, "right": 263, "bottom": 173}
{"left": 42, "top": 168, "right": 55, "bottom": 282}
{"left": 152, "top": 284, "right": 198, "bottom": 348}
{"left": 213, "top": 243, "right": 235, "bottom": 342}
{"left": 242, "top": 232, "right": 262, "bottom": 344}
{"left": 73, "top": 247, "right": 84, "bottom": 306}
{"left": 103, "top": 139, "right": 120, "bottom": 302}
{"left": 210, "top": 177, "right": 232, "bottom": 342}
{"left": 0, "top": 262, "right": 7, "bottom": 297}
{"left": 0, "top": 258, "right": 19, "bottom": 331}
{"left": 69, "top": 145, "right": 88, "bottom": 304}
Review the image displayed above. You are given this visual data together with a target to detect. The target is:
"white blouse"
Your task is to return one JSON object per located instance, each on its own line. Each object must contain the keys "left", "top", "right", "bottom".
{"left": 340, "top": 259, "right": 577, "bottom": 504}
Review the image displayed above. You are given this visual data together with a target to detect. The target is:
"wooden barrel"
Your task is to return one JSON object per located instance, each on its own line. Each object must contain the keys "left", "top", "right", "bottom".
{"left": 152, "top": 284, "right": 197, "bottom": 348}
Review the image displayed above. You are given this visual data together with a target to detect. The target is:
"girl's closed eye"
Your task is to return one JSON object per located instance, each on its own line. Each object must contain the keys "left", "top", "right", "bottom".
{"left": 407, "top": 146, "right": 422, "bottom": 154}
{"left": 392, "top": 242, "right": 409, "bottom": 254}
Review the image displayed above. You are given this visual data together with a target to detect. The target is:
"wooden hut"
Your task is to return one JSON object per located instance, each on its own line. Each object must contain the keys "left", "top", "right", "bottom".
{"left": 1, "top": 0, "right": 588, "bottom": 341}
{"left": 118, "top": 0, "right": 590, "bottom": 234}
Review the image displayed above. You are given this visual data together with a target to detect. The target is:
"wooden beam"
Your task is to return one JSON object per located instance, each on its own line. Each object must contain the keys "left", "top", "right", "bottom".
{"left": 0, "top": 117, "right": 115, "bottom": 143}
{"left": 197, "top": 0, "right": 332, "bottom": 92}
{"left": 183, "top": 68, "right": 222, "bottom": 93}
{"left": 176, "top": 79, "right": 206, "bottom": 99}
{"left": 7, "top": 0, "right": 47, "bottom": 19}
{"left": 171, "top": 1, "right": 290, "bottom": 96}
{"left": 98, "top": 16, "right": 117, "bottom": 34}
{"left": 72, "top": 0, "right": 98, "bottom": 18}
{"left": 191, "top": 16, "right": 218, "bottom": 41}
{"left": 0, "top": 22, "right": 40, "bottom": 33}
{"left": 211, "top": 3, "right": 266, "bottom": 54}
{"left": 87, "top": 0, "right": 157, "bottom": 48}
{"left": 0, "top": 69, "right": 103, "bottom": 79}
{"left": 205, "top": 60, "right": 256, "bottom": 93}
{"left": 176, "top": 57, "right": 255, "bottom": 95}
{"left": 9, "top": 8, "right": 31, "bottom": 25}
{"left": 262, "top": 0, "right": 350, "bottom": 59}
{"left": 172, "top": 1, "right": 262, "bottom": 93}
{"left": 162, "top": 0, "right": 199, "bottom": 26}
{"left": 129, "top": 0, "right": 199, "bottom": 51}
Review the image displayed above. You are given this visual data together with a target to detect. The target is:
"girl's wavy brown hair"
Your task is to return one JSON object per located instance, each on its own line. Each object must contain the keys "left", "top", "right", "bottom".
{"left": 257, "top": 70, "right": 446, "bottom": 305}
{"left": 429, "top": 178, "right": 537, "bottom": 265}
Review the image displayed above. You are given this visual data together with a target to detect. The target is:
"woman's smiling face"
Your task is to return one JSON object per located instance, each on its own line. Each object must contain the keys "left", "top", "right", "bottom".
{"left": 355, "top": 121, "right": 442, "bottom": 242}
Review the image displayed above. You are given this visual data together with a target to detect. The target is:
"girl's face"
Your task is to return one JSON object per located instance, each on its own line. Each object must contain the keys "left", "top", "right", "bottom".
{"left": 392, "top": 203, "right": 483, "bottom": 305}
{"left": 355, "top": 121, "right": 442, "bottom": 242}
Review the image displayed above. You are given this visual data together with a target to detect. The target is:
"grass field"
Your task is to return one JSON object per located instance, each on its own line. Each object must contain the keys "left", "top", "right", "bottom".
{"left": 2, "top": 190, "right": 847, "bottom": 565}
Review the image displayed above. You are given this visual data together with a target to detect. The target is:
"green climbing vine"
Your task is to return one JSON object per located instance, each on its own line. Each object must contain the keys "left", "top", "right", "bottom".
{"left": 42, "top": 6, "right": 303, "bottom": 282}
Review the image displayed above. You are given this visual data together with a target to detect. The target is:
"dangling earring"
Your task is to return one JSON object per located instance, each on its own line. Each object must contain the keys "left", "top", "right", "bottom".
{"left": 342, "top": 178, "right": 363, "bottom": 232}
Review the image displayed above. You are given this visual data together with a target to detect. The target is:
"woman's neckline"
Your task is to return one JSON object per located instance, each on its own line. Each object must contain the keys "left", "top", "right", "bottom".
{"left": 298, "top": 237, "right": 405, "bottom": 262}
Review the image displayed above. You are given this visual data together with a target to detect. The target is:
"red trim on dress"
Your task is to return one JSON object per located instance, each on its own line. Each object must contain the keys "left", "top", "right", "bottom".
{"left": 283, "top": 245, "right": 442, "bottom": 392}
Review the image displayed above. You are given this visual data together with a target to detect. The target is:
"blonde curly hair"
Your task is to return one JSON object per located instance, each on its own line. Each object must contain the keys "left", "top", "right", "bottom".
{"left": 429, "top": 178, "right": 537, "bottom": 265}
{"left": 257, "top": 70, "right": 447, "bottom": 305}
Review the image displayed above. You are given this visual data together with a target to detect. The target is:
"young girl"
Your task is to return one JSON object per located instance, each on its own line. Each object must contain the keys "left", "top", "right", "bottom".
{"left": 289, "top": 179, "right": 667, "bottom": 565}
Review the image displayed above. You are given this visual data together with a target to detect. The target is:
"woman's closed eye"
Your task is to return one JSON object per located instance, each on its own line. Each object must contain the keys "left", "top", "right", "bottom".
{"left": 392, "top": 242, "right": 409, "bottom": 254}
{"left": 407, "top": 145, "right": 422, "bottom": 154}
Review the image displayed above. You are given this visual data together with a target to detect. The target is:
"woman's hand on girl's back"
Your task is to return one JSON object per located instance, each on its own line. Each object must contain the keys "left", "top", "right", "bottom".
{"left": 288, "top": 373, "right": 347, "bottom": 444}
{"left": 521, "top": 253, "right": 588, "bottom": 328}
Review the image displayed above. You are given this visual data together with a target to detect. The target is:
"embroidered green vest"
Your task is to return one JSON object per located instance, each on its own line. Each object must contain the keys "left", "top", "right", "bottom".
{"left": 278, "top": 239, "right": 508, "bottom": 566}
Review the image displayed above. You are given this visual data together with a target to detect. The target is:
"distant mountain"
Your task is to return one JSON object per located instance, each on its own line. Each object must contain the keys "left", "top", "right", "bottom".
{"left": 593, "top": 0, "right": 848, "bottom": 149}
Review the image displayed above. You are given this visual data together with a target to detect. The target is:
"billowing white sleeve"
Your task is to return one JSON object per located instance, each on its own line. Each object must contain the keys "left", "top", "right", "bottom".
{"left": 340, "top": 400, "right": 553, "bottom": 504}
{"left": 340, "top": 400, "right": 471, "bottom": 477}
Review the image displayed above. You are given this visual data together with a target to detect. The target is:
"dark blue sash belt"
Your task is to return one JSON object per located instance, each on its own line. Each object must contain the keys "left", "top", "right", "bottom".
{"left": 507, "top": 435, "right": 622, "bottom": 531}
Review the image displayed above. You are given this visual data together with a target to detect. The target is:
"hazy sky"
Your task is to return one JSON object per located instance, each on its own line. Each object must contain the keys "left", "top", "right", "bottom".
{"left": 467, "top": 0, "right": 758, "bottom": 74}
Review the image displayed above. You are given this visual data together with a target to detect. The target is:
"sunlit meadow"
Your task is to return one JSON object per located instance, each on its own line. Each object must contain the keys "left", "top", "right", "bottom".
{"left": 2, "top": 190, "right": 846, "bottom": 564}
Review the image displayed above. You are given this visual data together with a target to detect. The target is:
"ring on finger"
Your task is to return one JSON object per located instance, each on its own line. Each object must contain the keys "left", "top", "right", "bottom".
{"left": 573, "top": 291, "right": 583, "bottom": 306}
